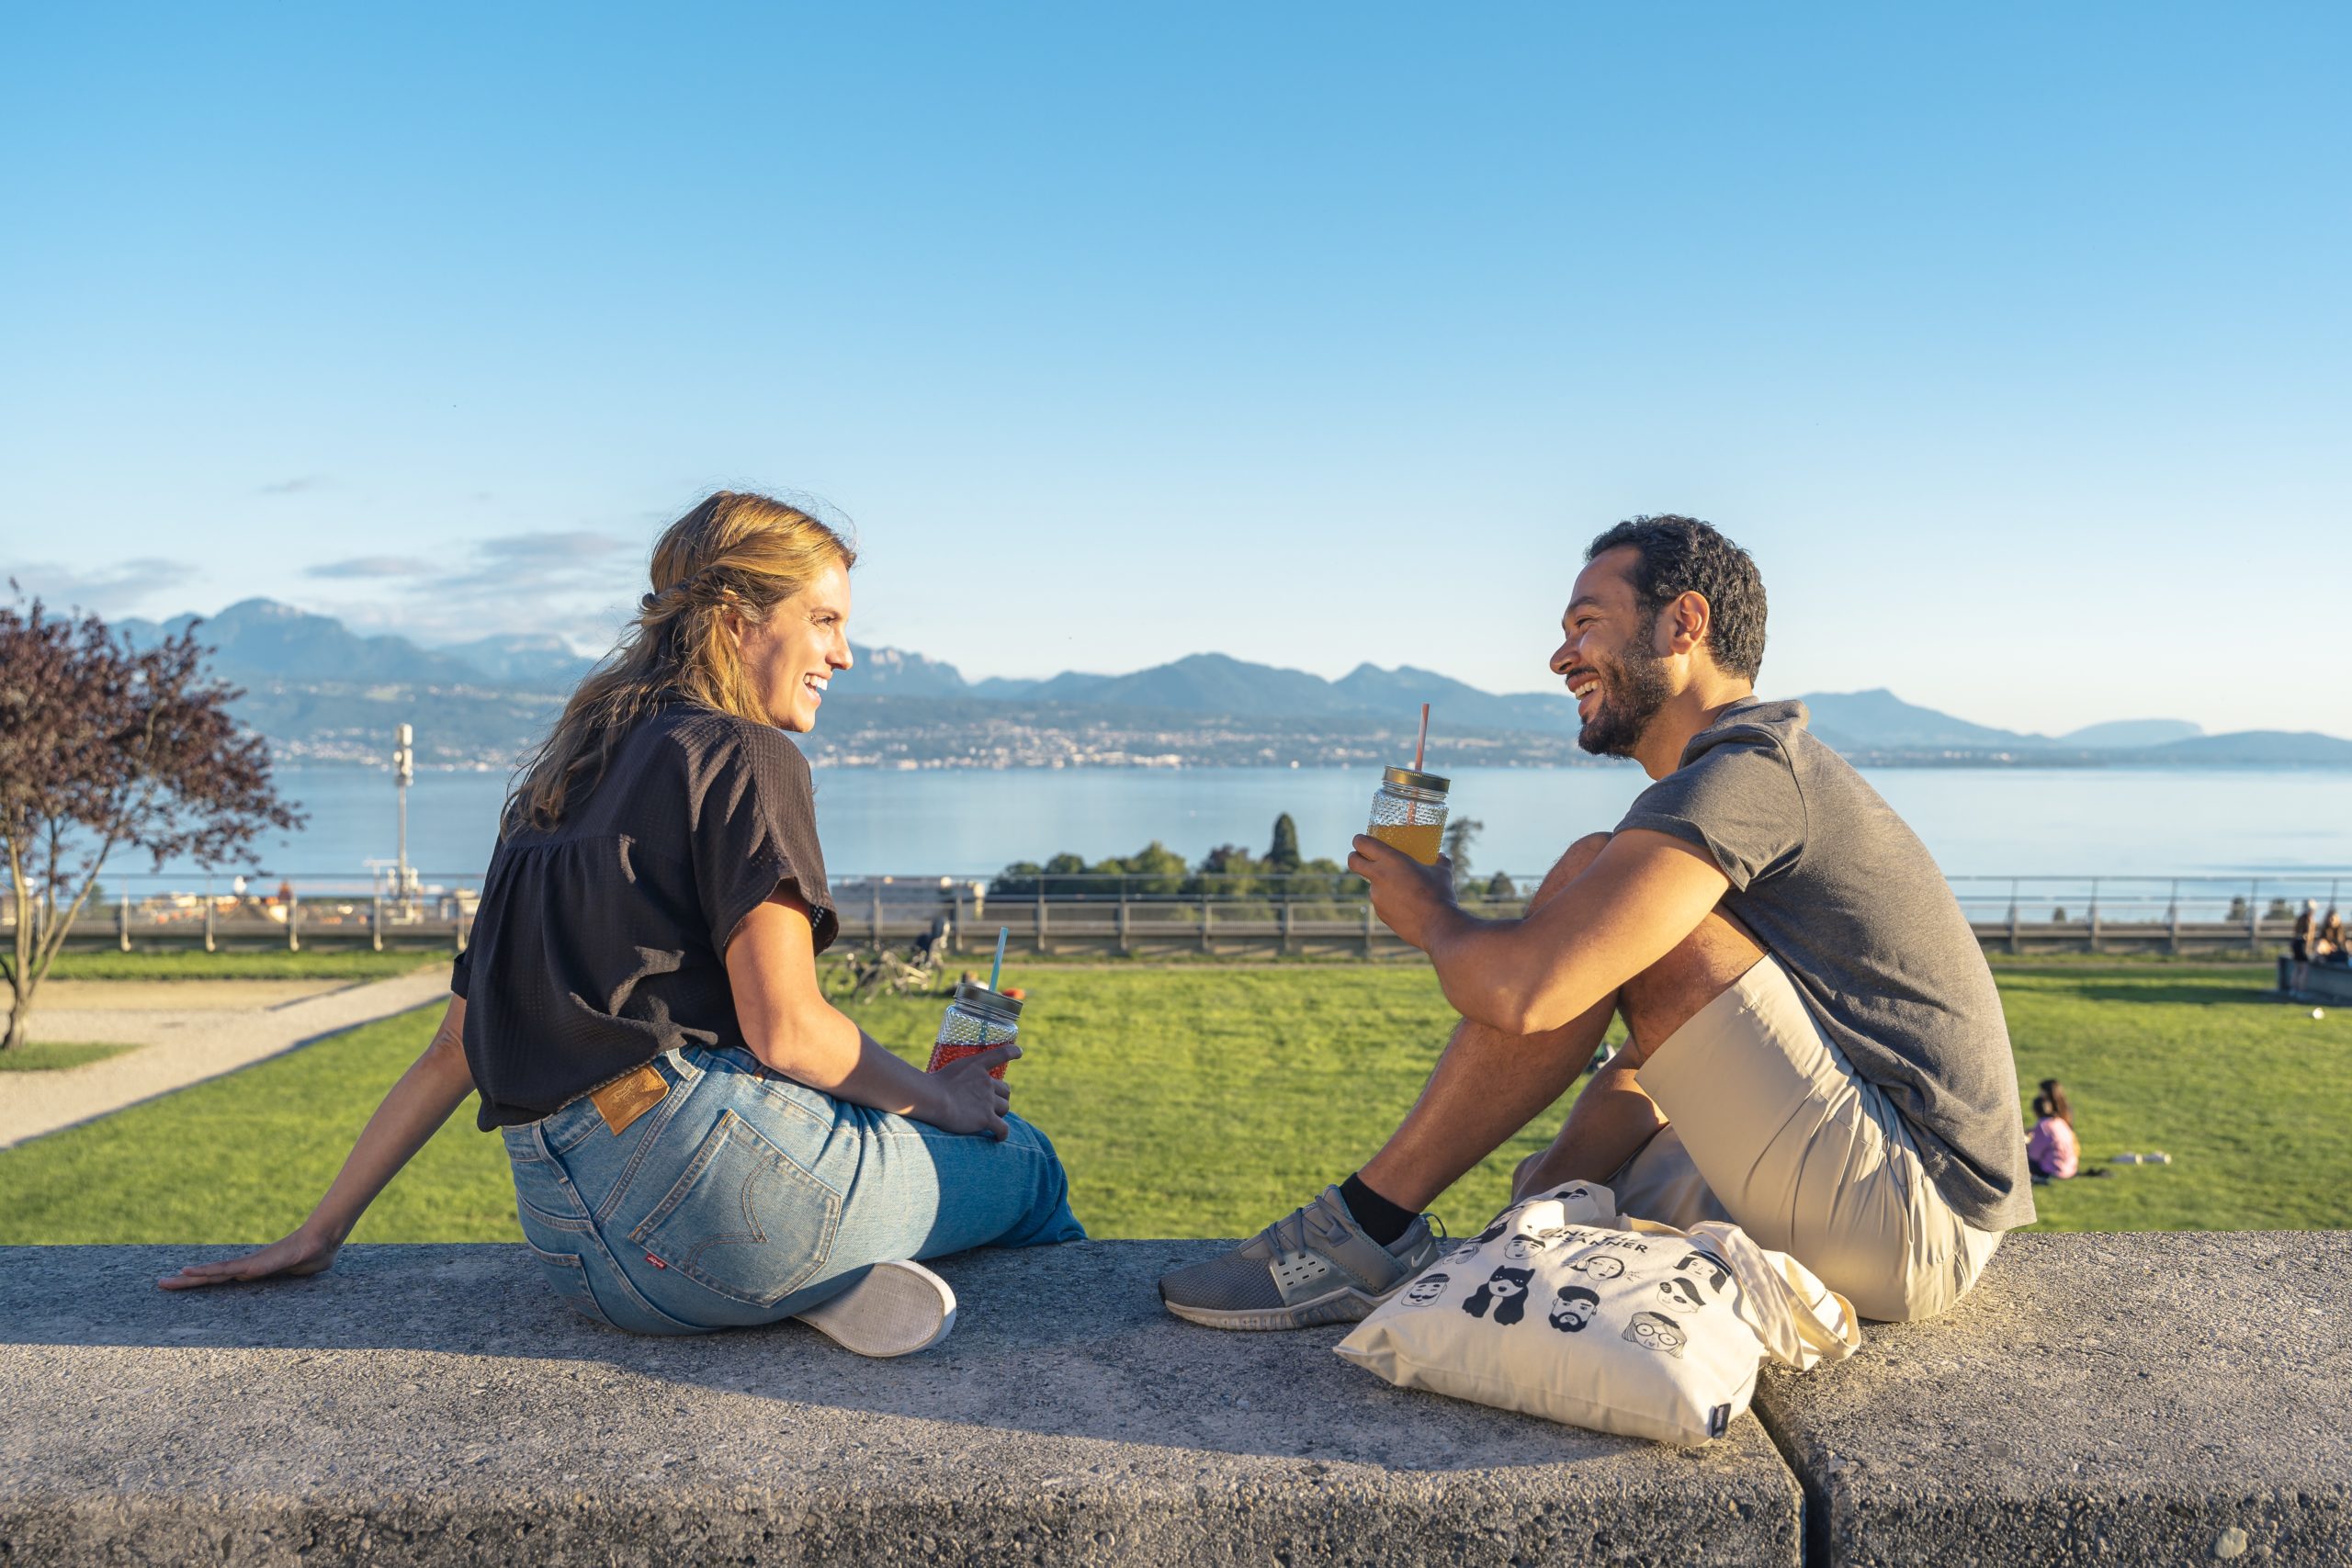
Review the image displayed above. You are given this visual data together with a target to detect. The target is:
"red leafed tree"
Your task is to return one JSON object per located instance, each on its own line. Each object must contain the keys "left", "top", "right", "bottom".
{"left": 0, "top": 596, "right": 302, "bottom": 1050}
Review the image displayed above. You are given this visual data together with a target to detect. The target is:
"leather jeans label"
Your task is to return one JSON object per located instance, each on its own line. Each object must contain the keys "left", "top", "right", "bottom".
{"left": 590, "top": 1064, "right": 668, "bottom": 1135}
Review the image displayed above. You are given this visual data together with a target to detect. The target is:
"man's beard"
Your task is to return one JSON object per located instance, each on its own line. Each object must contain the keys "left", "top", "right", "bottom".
{"left": 1575, "top": 637, "right": 1674, "bottom": 759}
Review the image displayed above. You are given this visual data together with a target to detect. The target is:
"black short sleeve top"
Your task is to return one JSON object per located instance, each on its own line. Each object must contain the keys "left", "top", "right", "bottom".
{"left": 451, "top": 704, "right": 838, "bottom": 1129}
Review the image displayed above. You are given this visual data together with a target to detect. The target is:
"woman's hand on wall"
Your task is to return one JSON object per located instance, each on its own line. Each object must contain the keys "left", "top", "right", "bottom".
{"left": 156, "top": 1227, "right": 340, "bottom": 1291}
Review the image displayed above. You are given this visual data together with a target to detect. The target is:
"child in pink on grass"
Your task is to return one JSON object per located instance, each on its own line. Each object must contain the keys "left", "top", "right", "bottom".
{"left": 2026, "top": 1078, "right": 2079, "bottom": 1182}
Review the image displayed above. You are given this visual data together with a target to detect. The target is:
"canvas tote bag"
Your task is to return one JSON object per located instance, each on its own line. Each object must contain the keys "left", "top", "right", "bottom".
{"left": 1334, "top": 1181, "right": 1860, "bottom": 1445}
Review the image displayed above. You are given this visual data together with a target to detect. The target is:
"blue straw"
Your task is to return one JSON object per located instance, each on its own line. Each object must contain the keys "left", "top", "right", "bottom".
{"left": 989, "top": 925, "right": 1009, "bottom": 992}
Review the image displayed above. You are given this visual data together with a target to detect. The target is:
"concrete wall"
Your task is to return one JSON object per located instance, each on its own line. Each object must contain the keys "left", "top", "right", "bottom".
{"left": 2, "top": 1234, "right": 2345, "bottom": 1565}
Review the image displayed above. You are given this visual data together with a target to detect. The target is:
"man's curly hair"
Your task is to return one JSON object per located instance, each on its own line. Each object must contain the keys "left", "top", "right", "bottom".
{"left": 1584, "top": 514, "right": 1767, "bottom": 680}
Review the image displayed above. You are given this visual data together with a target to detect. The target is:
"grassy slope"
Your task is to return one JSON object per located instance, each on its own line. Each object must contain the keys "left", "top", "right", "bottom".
{"left": 0, "top": 964, "right": 2339, "bottom": 1245}
{"left": 35, "top": 951, "right": 442, "bottom": 981}
{"left": 0, "top": 1043, "right": 140, "bottom": 1073}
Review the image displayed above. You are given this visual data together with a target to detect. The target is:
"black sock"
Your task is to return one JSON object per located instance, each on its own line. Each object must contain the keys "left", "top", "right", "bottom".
{"left": 1339, "top": 1172, "right": 1417, "bottom": 1247}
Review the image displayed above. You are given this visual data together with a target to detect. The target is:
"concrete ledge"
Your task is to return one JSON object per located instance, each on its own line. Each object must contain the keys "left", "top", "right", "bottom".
{"left": 0, "top": 1243, "right": 1799, "bottom": 1566}
{"left": 1755, "top": 1232, "right": 2352, "bottom": 1565}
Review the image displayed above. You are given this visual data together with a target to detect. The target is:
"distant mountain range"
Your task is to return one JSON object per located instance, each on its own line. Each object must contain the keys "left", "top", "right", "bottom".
{"left": 114, "top": 599, "right": 2352, "bottom": 770}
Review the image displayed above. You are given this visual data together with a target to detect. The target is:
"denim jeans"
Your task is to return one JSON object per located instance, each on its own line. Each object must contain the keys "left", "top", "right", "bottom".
{"left": 503, "top": 1044, "right": 1085, "bottom": 1334}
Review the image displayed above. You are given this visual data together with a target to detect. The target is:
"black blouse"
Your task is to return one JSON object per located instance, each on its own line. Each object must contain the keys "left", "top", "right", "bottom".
{"left": 451, "top": 704, "right": 838, "bottom": 1129}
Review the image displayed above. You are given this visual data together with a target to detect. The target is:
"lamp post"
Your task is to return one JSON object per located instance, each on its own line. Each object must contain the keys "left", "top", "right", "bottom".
{"left": 393, "top": 723, "right": 414, "bottom": 912}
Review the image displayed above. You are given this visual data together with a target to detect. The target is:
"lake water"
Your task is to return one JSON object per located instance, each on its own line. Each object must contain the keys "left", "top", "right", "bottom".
{"left": 132, "top": 764, "right": 2352, "bottom": 900}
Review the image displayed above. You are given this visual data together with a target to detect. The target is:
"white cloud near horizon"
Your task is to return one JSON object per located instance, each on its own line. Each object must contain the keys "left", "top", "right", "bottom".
{"left": 4, "top": 558, "right": 198, "bottom": 615}
{"left": 306, "top": 555, "right": 438, "bottom": 579}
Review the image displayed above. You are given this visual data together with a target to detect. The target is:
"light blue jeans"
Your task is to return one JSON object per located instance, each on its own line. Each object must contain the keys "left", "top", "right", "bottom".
{"left": 503, "top": 1043, "right": 1085, "bottom": 1334}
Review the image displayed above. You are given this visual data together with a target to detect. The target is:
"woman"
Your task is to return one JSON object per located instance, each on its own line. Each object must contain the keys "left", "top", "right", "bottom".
{"left": 160, "top": 491, "right": 1084, "bottom": 1355}
{"left": 2026, "top": 1078, "right": 2078, "bottom": 1183}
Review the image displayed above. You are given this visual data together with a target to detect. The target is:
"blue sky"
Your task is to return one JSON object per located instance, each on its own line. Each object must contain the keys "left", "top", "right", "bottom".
{"left": 3, "top": 2, "right": 2346, "bottom": 737}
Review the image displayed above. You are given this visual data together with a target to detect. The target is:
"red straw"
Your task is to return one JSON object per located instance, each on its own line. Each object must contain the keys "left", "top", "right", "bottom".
{"left": 1413, "top": 703, "right": 1430, "bottom": 772}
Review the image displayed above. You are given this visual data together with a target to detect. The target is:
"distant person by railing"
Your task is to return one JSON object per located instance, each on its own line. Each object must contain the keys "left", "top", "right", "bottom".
{"left": 2320, "top": 908, "right": 2349, "bottom": 969}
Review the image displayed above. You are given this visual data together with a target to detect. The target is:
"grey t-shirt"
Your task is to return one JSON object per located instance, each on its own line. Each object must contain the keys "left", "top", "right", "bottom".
{"left": 1616, "top": 698, "right": 2035, "bottom": 1230}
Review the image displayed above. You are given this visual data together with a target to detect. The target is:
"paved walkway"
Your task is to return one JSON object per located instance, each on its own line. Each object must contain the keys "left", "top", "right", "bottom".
{"left": 2, "top": 968, "right": 454, "bottom": 1148}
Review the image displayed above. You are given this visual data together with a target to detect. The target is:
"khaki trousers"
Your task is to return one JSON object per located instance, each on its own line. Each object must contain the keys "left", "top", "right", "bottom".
{"left": 1608, "top": 954, "right": 2003, "bottom": 1323}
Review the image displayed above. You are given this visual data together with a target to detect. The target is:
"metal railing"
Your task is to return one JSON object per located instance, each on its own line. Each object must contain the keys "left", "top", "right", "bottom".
{"left": 8, "top": 870, "right": 2344, "bottom": 958}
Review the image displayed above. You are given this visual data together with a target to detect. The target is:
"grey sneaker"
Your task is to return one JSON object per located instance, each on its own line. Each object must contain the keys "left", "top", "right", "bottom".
{"left": 1159, "top": 1186, "right": 1440, "bottom": 1330}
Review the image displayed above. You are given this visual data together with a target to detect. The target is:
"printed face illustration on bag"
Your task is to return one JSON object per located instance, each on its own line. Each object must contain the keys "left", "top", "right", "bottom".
{"left": 1444, "top": 1240, "right": 1484, "bottom": 1265}
{"left": 1402, "top": 1272, "right": 1451, "bottom": 1306}
{"left": 1502, "top": 1235, "right": 1545, "bottom": 1264}
{"left": 1623, "top": 1310, "right": 1689, "bottom": 1359}
{"left": 1472, "top": 1214, "right": 1515, "bottom": 1246}
{"left": 1566, "top": 1253, "right": 1626, "bottom": 1280}
{"left": 1548, "top": 1284, "right": 1600, "bottom": 1333}
{"left": 1463, "top": 1265, "right": 1535, "bottom": 1325}
{"left": 1674, "top": 1250, "right": 1730, "bottom": 1296}
{"left": 1656, "top": 1277, "right": 1707, "bottom": 1315}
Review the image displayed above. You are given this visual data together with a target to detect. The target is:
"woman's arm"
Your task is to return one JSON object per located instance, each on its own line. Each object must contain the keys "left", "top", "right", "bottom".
{"left": 157, "top": 995, "right": 478, "bottom": 1291}
{"left": 728, "top": 888, "right": 1013, "bottom": 1139}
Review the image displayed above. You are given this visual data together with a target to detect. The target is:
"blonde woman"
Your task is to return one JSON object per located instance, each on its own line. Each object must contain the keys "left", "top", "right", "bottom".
{"left": 160, "top": 492, "right": 1084, "bottom": 1355}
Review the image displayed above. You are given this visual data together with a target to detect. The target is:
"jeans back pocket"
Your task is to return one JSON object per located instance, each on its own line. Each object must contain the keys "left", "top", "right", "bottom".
{"left": 628, "top": 1110, "right": 842, "bottom": 1307}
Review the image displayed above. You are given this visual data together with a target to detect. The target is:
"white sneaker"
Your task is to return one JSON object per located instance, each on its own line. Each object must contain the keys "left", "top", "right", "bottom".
{"left": 792, "top": 1259, "right": 957, "bottom": 1358}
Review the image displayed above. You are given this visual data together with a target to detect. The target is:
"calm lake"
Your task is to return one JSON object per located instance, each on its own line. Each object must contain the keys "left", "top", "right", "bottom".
{"left": 132, "top": 764, "right": 2352, "bottom": 900}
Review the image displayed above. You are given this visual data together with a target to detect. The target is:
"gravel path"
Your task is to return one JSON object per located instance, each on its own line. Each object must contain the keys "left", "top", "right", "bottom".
{"left": 1, "top": 969, "right": 455, "bottom": 1149}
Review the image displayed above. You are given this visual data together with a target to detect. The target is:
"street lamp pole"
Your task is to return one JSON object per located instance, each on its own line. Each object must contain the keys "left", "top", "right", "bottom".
{"left": 394, "top": 723, "right": 414, "bottom": 910}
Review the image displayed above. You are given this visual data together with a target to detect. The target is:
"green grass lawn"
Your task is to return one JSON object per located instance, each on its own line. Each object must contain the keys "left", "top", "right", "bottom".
{"left": 37, "top": 950, "right": 442, "bottom": 982}
{"left": 0, "top": 962, "right": 2339, "bottom": 1246}
{"left": 0, "top": 1042, "right": 140, "bottom": 1073}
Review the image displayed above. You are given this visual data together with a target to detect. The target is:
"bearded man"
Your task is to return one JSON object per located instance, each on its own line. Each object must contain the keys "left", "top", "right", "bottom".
{"left": 1159, "top": 515, "right": 2032, "bottom": 1329}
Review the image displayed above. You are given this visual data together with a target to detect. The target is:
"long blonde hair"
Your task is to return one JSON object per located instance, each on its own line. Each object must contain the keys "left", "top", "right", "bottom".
{"left": 507, "top": 491, "right": 855, "bottom": 832}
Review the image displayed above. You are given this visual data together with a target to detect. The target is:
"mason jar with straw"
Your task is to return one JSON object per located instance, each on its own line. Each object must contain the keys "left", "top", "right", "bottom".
{"left": 928, "top": 925, "right": 1023, "bottom": 1079}
{"left": 1366, "top": 703, "right": 1451, "bottom": 865}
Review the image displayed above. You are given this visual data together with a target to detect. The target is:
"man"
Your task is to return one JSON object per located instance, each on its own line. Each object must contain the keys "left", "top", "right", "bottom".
{"left": 1159, "top": 515, "right": 2032, "bottom": 1328}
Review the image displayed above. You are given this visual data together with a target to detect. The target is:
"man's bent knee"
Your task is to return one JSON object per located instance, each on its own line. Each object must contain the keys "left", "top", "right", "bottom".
{"left": 1528, "top": 832, "right": 1612, "bottom": 913}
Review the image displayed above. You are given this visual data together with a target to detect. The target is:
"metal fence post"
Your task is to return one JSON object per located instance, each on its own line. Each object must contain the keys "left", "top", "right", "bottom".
{"left": 1281, "top": 897, "right": 1295, "bottom": 956}
{"left": 870, "top": 883, "right": 884, "bottom": 948}
{"left": 370, "top": 893, "right": 384, "bottom": 953}
{"left": 2087, "top": 878, "right": 2101, "bottom": 953}
{"left": 1363, "top": 900, "right": 1376, "bottom": 957}
{"left": 2007, "top": 878, "right": 2021, "bottom": 955}
{"left": 1200, "top": 899, "right": 1213, "bottom": 954}
{"left": 2248, "top": 879, "right": 2261, "bottom": 947}
{"left": 2168, "top": 880, "right": 2181, "bottom": 955}
{"left": 1035, "top": 887, "right": 1046, "bottom": 953}
{"left": 118, "top": 889, "right": 131, "bottom": 953}
{"left": 951, "top": 887, "right": 966, "bottom": 955}
{"left": 203, "top": 896, "right": 217, "bottom": 953}
{"left": 1117, "top": 893, "right": 1131, "bottom": 955}
{"left": 287, "top": 890, "right": 300, "bottom": 953}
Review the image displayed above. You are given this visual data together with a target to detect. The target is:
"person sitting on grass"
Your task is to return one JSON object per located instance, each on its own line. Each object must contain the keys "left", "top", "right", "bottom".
{"left": 161, "top": 491, "right": 1084, "bottom": 1356}
{"left": 1159, "top": 514, "right": 2032, "bottom": 1330}
{"left": 2027, "top": 1079, "right": 2079, "bottom": 1183}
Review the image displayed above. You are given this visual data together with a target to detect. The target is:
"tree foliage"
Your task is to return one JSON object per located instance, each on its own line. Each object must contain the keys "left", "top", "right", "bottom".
{"left": 0, "top": 598, "right": 302, "bottom": 1048}
{"left": 990, "top": 814, "right": 1349, "bottom": 899}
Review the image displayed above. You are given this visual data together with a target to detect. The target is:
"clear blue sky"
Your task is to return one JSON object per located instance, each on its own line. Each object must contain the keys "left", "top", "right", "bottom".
{"left": 4, "top": 2, "right": 2346, "bottom": 737}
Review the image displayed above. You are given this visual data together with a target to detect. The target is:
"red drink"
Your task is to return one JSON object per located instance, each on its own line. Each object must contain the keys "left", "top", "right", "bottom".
{"left": 925, "top": 1039, "right": 1008, "bottom": 1079}
{"left": 925, "top": 980, "right": 1023, "bottom": 1079}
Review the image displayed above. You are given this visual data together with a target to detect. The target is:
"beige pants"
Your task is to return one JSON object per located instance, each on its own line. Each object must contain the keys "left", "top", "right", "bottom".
{"left": 1608, "top": 954, "right": 2003, "bottom": 1323}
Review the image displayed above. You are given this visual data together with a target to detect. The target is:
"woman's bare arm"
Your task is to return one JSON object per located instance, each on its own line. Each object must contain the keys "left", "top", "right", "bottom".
{"left": 157, "top": 995, "right": 478, "bottom": 1290}
{"left": 728, "top": 889, "right": 1013, "bottom": 1139}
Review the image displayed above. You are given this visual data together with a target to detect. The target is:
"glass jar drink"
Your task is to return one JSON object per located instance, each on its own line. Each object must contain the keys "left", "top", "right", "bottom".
{"left": 1367, "top": 766, "right": 1451, "bottom": 864}
{"left": 926, "top": 980, "right": 1023, "bottom": 1079}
